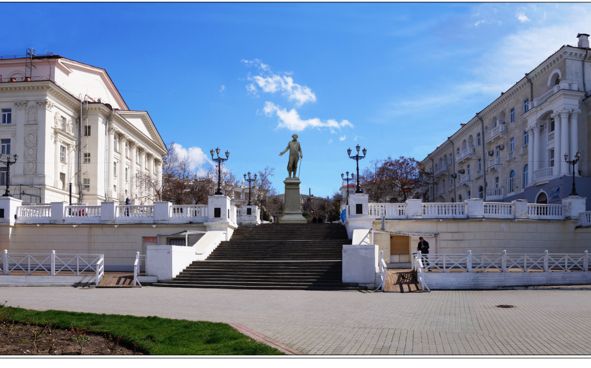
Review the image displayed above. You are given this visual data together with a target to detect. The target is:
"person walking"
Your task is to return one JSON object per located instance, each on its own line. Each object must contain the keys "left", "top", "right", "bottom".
{"left": 417, "top": 237, "right": 430, "bottom": 270}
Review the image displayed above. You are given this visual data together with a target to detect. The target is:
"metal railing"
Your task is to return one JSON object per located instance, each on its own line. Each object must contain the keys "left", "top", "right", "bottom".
{"left": 416, "top": 250, "right": 589, "bottom": 273}
{"left": 2, "top": 250, "right": 105, "bottom": 285}
{"left": 376, "top": 250, "right": 387, "bottom": 291}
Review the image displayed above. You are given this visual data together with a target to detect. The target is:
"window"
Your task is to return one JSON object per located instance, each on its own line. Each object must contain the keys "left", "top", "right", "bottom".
{"left": 495, "top": 176, "right": 499, "bottom": 188}
{"left": 61, "top": 116, "right": 67, "bottom": 130}
{"left": 523, "top": 99, "right": 530, "bottom": 113}
{"left": 509, "top": 137, "right": 515, "bottom": 154}
{"left": 1, "top": 108, "right": 11, "bottom": 124}
{"left": 83, "top": 178, "right": 90, "bottom": 191}
{"left": 0, "top": 167, "right": 6, "bottom": 186}
{"left": 477, "top": 158, "right": 482, "bottom": 173}
{"left": 136, "top": 149, "right": 141, "bottom": 164}
{"left": 83, "top": 152, "right": 91, "bottom": 164}
{"left": 477, "top": 133, "right": 481, "bottom": 146}
{"left": 478, "top": 185, "right": 484, "bottom": 199}
{"left": 1, "top": 139, "right": 10, "bottom": 154}
{"left": 125, "top": 167, "right": 129, "bottom": 183}
{"left": 114, "top": 135, "right": 120, "bottom": 152}
{"left": 60, "top": 145, "right": 66, "bottom": 163}
{"left": 510, "top": 107, "right": 515, "bottom": 123}
{"left": 508, "top": 170, "right": 516, "bottom": 193}
{"left": 467, "top": 190, "right": 471, "bottom": 199}
{"left": 125, "top": 142, "right": 129, "bottom": 158}
{"left": 549, "top": 118, "right": 555, "bottom": 132}
{"left": 84, "top": 125, "right": 91, "bottom": 136}
{"left": 523, "top": 165, "right": 529, "bottom": 187}
{"left": 549, "top": 149, "right": 555, "bottom": 167}
{"left": 59, "top": 172, "right": 66, "bottom": 190}
{"left": 467, "top": 164, "right": 471, "bottom": 177}
{"left": 523, "top": 130, "right": 529, "bottom": 146}
{"left": 114, "top": 162, "right": 118, "bottom": 178}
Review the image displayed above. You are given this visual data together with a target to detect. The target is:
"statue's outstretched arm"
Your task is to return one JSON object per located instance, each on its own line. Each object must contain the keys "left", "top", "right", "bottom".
{"left": 279, "top": 145, "right": 289, "bottom": 156}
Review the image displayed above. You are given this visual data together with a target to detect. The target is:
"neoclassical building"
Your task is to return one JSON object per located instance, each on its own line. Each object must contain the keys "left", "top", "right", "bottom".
{"left": 422, "top": 33, "right": 591, "bottom": 209}
{"left": 0, "top": 54, "right": 166, "bottom": 204}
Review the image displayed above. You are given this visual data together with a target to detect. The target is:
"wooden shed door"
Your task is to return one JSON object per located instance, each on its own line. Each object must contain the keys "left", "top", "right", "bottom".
{"left": 390, "top": 235, "right": 411, "bottom": 263}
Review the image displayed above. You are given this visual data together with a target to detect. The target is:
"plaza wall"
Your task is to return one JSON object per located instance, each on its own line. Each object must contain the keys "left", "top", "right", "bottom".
{"left": 0, "top": 223, "right": 208, "bottom": 271}
{"left": 374, "top": 219, "right": 591, "bottom": 262}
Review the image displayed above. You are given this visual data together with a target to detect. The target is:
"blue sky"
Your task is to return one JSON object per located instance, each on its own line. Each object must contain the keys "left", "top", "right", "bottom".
{"left": 1, "top": 2, "right": 590, "bottom": 197}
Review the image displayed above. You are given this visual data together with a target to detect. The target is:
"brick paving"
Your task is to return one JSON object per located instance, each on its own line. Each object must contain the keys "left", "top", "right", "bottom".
{"left": 2, "top": 286, "right": 591, "bottom": 355}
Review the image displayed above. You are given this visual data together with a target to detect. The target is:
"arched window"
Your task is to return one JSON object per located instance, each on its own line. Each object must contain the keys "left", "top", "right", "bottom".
{"left": 462, "top": 140, "right": 467, "bottom": 151}
{"left": 478, "top": 185, "right": 484, "bottom": 199}
{"left": 523, "top": 164, "right": 528, "bottom": 187}
{"left": 476, "top": 133, "right": 481, "bottom": 146}
{"left": 468, "top": 135, "right": 474, "bottom": 148}
{"left": 536, "top": 192, "right": 548, "bottom": 204}
{"left": 458, "top": 194, "right": 463, "bottom": 202}
{"left": 508, "top": 170, "right": 516, "bottom": 193}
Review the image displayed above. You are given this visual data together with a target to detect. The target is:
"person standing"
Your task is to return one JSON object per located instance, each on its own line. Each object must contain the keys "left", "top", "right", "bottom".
{"left": 417, "top": 237, "right": 430, "bottom": 270}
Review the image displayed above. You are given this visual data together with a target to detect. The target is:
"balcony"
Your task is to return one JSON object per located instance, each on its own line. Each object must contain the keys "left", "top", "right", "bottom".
{"left": 434, "top": 164, "right": 449, "bottom": 177}
{"left": 486, "top": 187, "right": 504, "bottom": 201}
{"left": 458, "top": 174, "right": 471, "bottom": 185}
{"left": 487, "top": 157, "right": 502, "bottom": 171}
{"left": 533, "top": 167, "right": 553, "bottom": 183}
{"left": 533, "top": 80, "right": 579, "bottom": 108}
{"left": 457, "top": 147, "right": 476, "bottom": 163}
{"left": 486, "top": 124, "right": 506, "bottom": 142}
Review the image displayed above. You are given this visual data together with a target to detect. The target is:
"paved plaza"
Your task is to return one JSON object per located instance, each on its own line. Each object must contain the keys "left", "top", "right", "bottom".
{"left": 2, "top": 286, "right": 591, "bottom": 355}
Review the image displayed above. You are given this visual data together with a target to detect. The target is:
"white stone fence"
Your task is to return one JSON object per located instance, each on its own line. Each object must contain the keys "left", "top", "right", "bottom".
{"left": 367, "top": 198, "right": 589, "bottom": 223}
{"left": 1, "top": 249, "right": 104, "bottom": 285}
{"left": 414, "top": 250, "right": 590, "bottom": 273}
{"left": 4, "top": 198, "right": 252, "bottom": 227}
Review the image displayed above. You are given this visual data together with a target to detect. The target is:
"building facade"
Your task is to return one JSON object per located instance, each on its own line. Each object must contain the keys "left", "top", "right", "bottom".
{"left": 422, "top": 33, "right": 591, "bottom": 209}
{"left": 0, "top": 54, "right": 166, "bottom": 204}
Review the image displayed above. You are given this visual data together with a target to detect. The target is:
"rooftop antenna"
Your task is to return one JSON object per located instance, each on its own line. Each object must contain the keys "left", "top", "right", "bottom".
{"left": 25, "top": 48, "right": 35, "bottom": 80}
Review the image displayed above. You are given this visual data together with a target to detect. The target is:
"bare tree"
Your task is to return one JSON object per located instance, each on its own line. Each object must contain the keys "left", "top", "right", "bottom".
{"left": 362, "top": 156, "right": 421, "bottom": 202}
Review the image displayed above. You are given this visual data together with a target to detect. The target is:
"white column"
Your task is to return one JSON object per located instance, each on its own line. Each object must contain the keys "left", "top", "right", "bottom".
{"left": 553, "top": 113, "right": 561, "bottom": 177}
{"left": 528, "top": 128, "right": 535, "bottom": 183}
{"left": 560, "top": 111, "right": 570, "bottom": 176}
{"left": 570, "top": 110, "right": 580, "bottom": 175}
{"left": 107, "top": 128, "right": 114, "bottom": 199}
{"left": 130, "top": 142, "right": 136, "bottom": 202}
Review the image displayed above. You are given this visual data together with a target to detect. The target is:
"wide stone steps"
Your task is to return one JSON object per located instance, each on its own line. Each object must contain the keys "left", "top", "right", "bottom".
{"left": 153, "top": 223, "right": 354, "bottom": 290}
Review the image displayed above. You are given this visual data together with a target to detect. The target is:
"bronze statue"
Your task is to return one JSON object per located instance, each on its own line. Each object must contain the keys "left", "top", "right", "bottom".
{"left": 279, "top": 134, "right": 303, "bottom": 178}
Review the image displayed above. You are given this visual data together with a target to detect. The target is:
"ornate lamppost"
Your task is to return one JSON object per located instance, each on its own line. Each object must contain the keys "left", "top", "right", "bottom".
{"left": 0, "top": 154, "right": 17, "bottom": 197}
{"left": 347, "top": 144, "right": 367, "bottom": 193}
{"left": 565, "top": 151, "right": 581, "bottom": 196}
{"left": 210, "top": 147, "right": 229, "bottom": 195}
{"left": 243, "top": 171, "right": 257, "bottom": 206}
{"left": 341, "top": 171, "right": 354, "bottom": 204}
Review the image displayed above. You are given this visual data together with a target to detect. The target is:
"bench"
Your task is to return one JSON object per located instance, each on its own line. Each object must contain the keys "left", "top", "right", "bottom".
{"left": 395, "top": 270, "right": 420, "bottom": 293}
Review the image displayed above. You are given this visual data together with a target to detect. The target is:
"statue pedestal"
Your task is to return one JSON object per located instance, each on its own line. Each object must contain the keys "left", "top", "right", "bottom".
{"left": 279, "top": 177, "right": 306, "bottom": 224}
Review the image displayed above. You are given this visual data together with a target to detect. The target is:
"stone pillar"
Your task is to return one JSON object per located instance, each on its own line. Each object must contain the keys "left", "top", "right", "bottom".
{"left": 101, "top": 202, "right": 116, "bottom": 222}
{"left": 279, "top": 178, "right": 306, "bottom": 223}
{"left": 0, "top": 197, "right": 22, "bottom": 225}
{"left": 466, "top": 198, "right": 484, "bottom": 218}
{"left": 560, "top": 111, "right": 570, "bottom": 176}
{"left": 513, "top": 199, "right": 529, "bottom": 219}
{"left": 50, "top": 202, "right": 65, "bottom": 223}
{"left": 107, "top": 128, "right": 114, "bottom": 199}
{"left": 208, "top": 195, "right": 231, "bottom": 223}
{"left": 154, "top": 201, "right": 172, "bottom": 222}
{"left": 533, "top": 125, "right": 540, "bottom": 177}
{"left": 405, "top": 199, "right": 423, "bottom": 218}
{"left": 570, "top": 110, "right": 580, "bottom": 175}
{"left": 553, "top": 113, "right": 561, "bottom": 177}
{"left": 349, "top": 193, "right": 369, "bottom": 217}
{"left": 527, "top": 128, "right": 535, "bottom": 184}
{"left": 562, "top": 196, "right": 587, "bottom": 219}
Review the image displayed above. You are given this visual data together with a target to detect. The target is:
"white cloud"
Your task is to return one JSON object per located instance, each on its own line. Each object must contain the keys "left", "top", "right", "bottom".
{"left": 263, "top": 101, "right": 353, "bottom": 132}
{"left": 378, "top": 4, "right": 591, "bottom": 121}
{"left": 339, "top": 135, "right": 347, "bottom": 142}
{"left": 516, "top": 12, "right": 530, "bottom": 23}
{"left": 243, "top": 59, "right": 316, "bottom": 106}
{"left": 171, "top": 143, "right": 212, "bottom": 175}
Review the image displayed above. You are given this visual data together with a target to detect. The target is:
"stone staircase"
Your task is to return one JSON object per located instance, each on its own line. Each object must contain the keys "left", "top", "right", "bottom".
{"left": 153, "top": 223, "right": 354, "bottom": 290}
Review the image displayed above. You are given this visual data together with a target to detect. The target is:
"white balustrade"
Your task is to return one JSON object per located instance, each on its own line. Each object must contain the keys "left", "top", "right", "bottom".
{"left": 16, "top": 205, "right": 52, "bottom": 223}
{"left": 368, "top": 203, "right": 406, "bottom": 219}
{"left": 487, "top": 124, "right": 506, "bottom": 142}
{"left": 116, "top": 205, "right": 154, "bottom": 222}
{"left": 171, "top": 205, "right": 208, "bottom": 222}
{"left": 580, "top": 211, "right": 591, "bottom": 227}
{"left": 422, "top": 202, "right": 466, "bottom": 218}
{"left": 483, "top": 202, "right": 513, "bottom": 218}
{"left": 527, "top": 203, "right": 564, "bottom": 219}
{"left": 457, "top": 147, "right": 475, "bottom": 162}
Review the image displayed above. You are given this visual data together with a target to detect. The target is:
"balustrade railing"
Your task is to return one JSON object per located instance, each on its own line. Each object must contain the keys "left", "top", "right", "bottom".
{"left": 171, "top": 205, "right": 208, "bottom": 219}
{"left": 483, "top": 202, "right": 513, "bottom": 218}
{"left": 117, "top": 205, "right": 154, "bottom": 218}
{"left": 65, "top": 205, "right": 101, "bottom": 218}
{"left": 487, "top": 124, "right": 506, "bottom": 142}
{"left": 416, "top": 250, "right": 590, "bottom": 273}
{"left": 368, "top": 203, "right": 406, "bottom": 218}
{"left": 422, "top": 202, "right": 466, "bottom": 218}
{"left": 16, "top": 205, "right": 51, "bottom": 219}
{"left": 580, "top": 211, "right": 591, "bottom": 227}
{"left": 528, "top": 203, "right": 563, "bottom": 219}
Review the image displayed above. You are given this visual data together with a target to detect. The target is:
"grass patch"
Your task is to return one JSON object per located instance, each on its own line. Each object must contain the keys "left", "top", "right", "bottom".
{"left": 0, "top": 306, "right": 282, "bottom": 355}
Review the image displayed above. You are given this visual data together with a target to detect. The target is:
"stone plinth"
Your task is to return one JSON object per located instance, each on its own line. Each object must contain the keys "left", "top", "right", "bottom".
{"left": 279, "top": 178, "right": 306, "bottom": 224}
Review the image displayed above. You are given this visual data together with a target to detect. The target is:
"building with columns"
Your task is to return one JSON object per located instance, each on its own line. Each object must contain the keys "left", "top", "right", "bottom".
{"left": 0, "top": 54, "right": 166, "bottom": 204}
{"left": 422, "top": 33, "right": 591, "bottom": 209}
